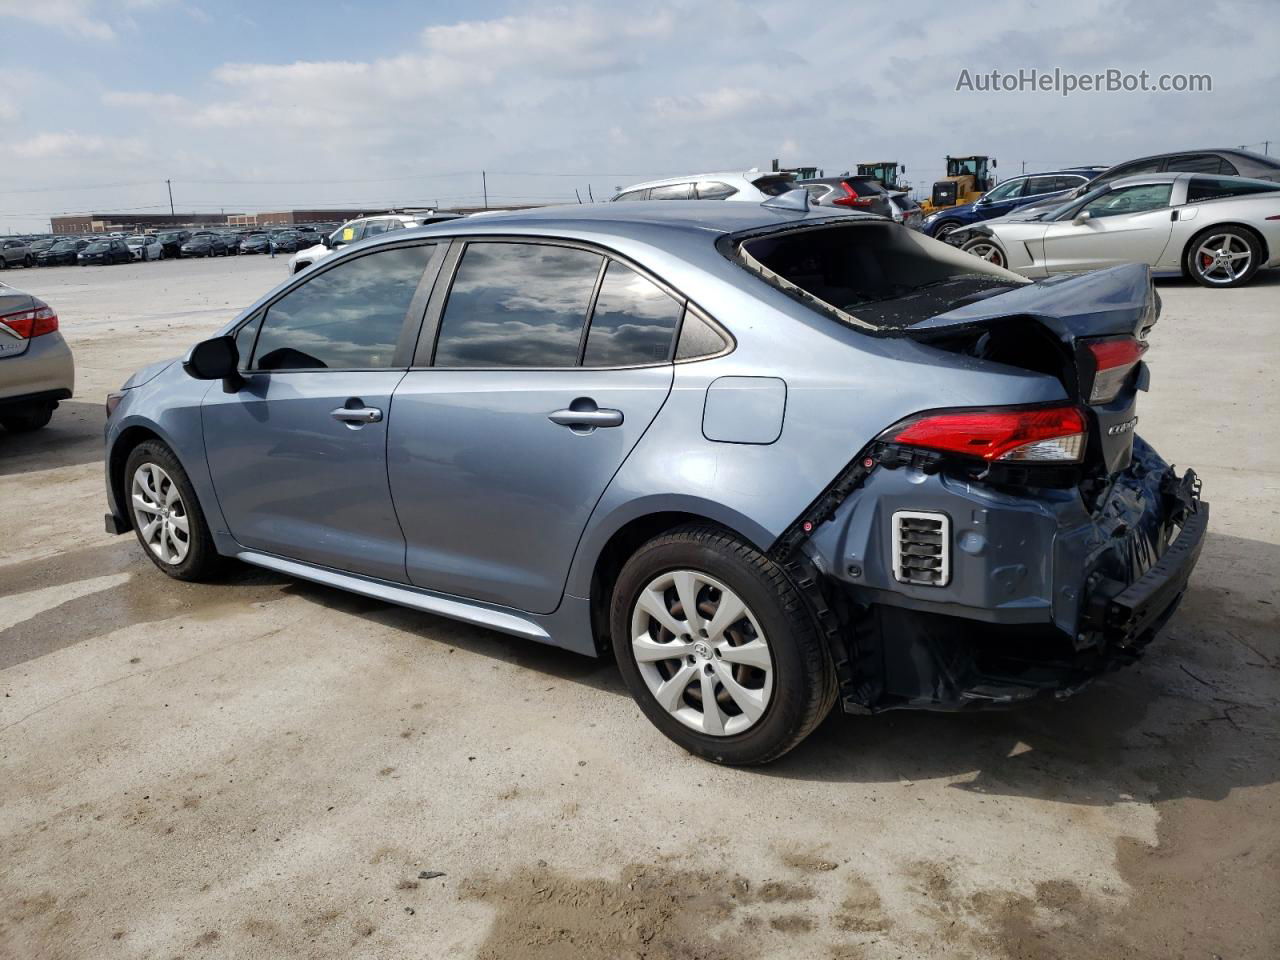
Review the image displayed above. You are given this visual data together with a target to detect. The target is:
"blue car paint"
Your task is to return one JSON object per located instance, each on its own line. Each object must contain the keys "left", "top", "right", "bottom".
{"left": 104, "top": 200, "right": 1201, "bottom": 687}
{"left": 920, "top": 168, "right": 1106, "bottom": 239}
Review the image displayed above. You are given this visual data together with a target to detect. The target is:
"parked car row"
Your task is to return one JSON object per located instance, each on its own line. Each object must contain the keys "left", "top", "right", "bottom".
{"left": 0, "top": 224, "right": 340, "bottom": 269}
{"left": 609, "top": 147, "right": 1280, "bottom": 288}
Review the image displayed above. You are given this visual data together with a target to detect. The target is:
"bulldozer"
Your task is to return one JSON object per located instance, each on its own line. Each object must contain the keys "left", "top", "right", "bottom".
{"left": 856, "top": 162, "right": 908, "bottom": 191}
{"left": 919, "top": 156, "right": 996, "bottom": 213}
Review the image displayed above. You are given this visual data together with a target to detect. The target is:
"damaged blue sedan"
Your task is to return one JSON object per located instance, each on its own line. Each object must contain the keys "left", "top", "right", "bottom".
{"left": 103, "top": 194, "right": 1207, "bottom": 764}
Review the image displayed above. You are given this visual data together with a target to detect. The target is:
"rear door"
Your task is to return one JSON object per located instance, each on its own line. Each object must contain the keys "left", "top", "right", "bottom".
{"left": 388, "top": 239, "right": 680, "bottom": 614}
{"left": 1039, "top": 182, "right": 1176, "bottom": 273}
{"left": 202, "top": 241, "right": 442, "bottom": 582}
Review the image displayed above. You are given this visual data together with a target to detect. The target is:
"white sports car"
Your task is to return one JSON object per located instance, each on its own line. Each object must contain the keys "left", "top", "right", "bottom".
{"left": 955, "top": 173, "right": 1280, "bottom": 288}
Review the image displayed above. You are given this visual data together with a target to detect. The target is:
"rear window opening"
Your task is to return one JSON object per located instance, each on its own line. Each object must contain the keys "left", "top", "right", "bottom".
{"left": 732, "top": 221, "right": 1025, "bottom": 331}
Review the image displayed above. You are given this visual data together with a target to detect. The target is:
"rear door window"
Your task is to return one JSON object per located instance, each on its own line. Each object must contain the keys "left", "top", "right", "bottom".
{"left": 582, "top": 262, "right": 683, "bottom": 366}
{"left": 250, "top": 245, "right": 434, "bottom": 371}
{"left": 1025, "top": 176, "right": 1066, "bottom": 196}
{"left": 649, "top": 183, "right": 694, "bottom": 200}
{"left": 433, "top": 242, "right": 603, "bottom": 367}
{"left": 696, "top": 181, "right": 738, "bottom": 200}
{"left": 1165, "top": 154, "right": 1234, "bottom": 175}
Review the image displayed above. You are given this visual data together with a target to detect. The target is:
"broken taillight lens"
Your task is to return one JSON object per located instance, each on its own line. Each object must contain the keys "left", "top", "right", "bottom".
{"left": 0, "top": 305, "right": 59, "bottom": 339}
{"left": 1085, "top": 336, "right": 1147, "bottom": 404}
{"left": 890, "top": 405, "right": 1087, "bottom": 463}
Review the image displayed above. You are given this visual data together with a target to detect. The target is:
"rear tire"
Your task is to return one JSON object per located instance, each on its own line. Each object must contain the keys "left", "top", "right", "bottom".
{"left": 124, "top": 440, "right": 226, "bottom": 582}
{"left": 1, "top": 404, "right": 54, "bottom": 432}
{"left": 1185, "top": 225, "right": 1262, "bottom": 288}
{"left": 610, "top": 525, "right": 836, "bottom": 765}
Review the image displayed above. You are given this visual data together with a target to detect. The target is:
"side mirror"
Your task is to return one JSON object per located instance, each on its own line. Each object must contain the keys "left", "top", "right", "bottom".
{"left": 183, "top": 336, "right": 243, "bottom": 392}
{"left": 1072, "top": 210, "right": 1092, "bottom": 226}
{"left": 321, "top": 234, "right": 332, "bottom": 249}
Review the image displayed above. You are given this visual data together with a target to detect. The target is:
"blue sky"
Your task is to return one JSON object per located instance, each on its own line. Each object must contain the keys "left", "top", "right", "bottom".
{"left": 1, "top": 0, "right": 1276, "bottom": 232}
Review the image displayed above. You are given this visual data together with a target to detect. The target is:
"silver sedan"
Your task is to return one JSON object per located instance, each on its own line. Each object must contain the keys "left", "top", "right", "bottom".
{"left": 956, "top": 173, "right": 1280, "bottom": 287}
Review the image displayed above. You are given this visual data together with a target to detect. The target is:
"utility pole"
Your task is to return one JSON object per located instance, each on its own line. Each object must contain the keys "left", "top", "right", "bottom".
{"left": 481, "top": 170, "right": 488, "bottom": 209}
{"left": 1021, "top": 160, "right": 1026, "bottom": 174}
{"left": 165, "top": 179, "right": 174, "bottom": 216}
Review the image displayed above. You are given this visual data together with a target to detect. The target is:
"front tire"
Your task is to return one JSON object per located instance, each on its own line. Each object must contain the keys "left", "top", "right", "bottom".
{"left": 932, "top": 221, "right": 963, "bottom": 243}
{"left": 610, "top": 525, "right": 836, "bottom": 765}
{"left": 124, "top": 441, "right": 225, "bottom": 581}
{"left": 1185, "top": 226, "right": 1261, "bottom": 288}
{"left": 961, "top": 236, "right": 1007, "bottom": 268}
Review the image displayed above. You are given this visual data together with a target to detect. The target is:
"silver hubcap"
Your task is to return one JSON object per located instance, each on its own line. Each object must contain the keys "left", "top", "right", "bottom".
{"left": 630, "top": 569, "right": 774, "bottom": 737}
{"left": 966, "top": 241, "right": 1004, "bottom": 265}
{"left": 130, "top": 463, "right": 190, "bottom": 564}
{"left": 1195, "top": 234, "right": 1251, "bottom": 284}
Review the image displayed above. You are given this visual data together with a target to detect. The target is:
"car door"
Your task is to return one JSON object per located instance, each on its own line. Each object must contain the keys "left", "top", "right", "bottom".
{"left": 387, "top": 239, "right": 680, "bottom": 614}
{"left": 201, "top": 241, "right": 443, "bottom": 582}
{"left": 972, "top": 177, "right": 1027, "bottom": 219}
{"left": 1038, "top": 182, "right": 1176, "bottom": 273}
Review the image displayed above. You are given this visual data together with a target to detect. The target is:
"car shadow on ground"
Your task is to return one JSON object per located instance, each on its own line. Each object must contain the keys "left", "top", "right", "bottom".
{"left": 271, "top": 530, "right": 1279, "bottom": 812}
{"left": 0, "top": 400, "right": 104, "bottom": 476}
{"left": 1155, "top": 266, "right": 1280, "bottom": 289}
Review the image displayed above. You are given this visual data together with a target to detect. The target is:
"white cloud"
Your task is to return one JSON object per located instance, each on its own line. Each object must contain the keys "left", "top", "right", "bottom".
{"left": 0, "top": 0, "right": 115, "bottom": 40}
{"left": 102, "top": 90, "right": 188, "bottom": 110}
{"left": 13, "top": 132, "right": 146, "bottom": 161}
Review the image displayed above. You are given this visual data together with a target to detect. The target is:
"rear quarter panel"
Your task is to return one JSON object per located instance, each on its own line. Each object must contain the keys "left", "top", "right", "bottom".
{"left": 561, "top": 241, "right": 1068, "bottom": 598}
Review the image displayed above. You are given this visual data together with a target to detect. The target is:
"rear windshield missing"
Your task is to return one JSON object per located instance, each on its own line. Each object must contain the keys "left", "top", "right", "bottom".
{"left": 731, "top": 221, "right": 1022, "bottom": 332}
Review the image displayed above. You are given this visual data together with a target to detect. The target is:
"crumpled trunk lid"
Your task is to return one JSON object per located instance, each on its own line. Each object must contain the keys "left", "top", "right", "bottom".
{"left": 905, "top": 263, "right": 1158, "bottom": 476}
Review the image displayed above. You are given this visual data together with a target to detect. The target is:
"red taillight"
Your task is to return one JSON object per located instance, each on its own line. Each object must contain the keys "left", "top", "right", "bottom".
{"left": 891, "top": 406, "right": 1087, "bottom": 463}
{"left": 0, "top": 305, "right": 59, "bottom": 339}
{"left": 833, "top": 182, "right": 875, "bottom": 208}
{"left": 1085, "top": 336, "right": 1147, "bottom": 404}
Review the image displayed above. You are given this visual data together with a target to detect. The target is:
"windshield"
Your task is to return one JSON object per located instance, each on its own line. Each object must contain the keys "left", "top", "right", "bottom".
{"left": 86, "top": 241, "right": 109, "bottom": 252}
{"left": 127, "top": 236, "right": 147, "bottom": 244}
{"left": 51, "top": 241, "right": 76, "bottom": 251}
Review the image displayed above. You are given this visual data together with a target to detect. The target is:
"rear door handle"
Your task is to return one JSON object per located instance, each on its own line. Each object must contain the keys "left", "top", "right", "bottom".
{"left": 548, "top": 399, "right": 623, "bottom": 430}
{"left": 331, "top": 406, "right": 383, "bottom": 424}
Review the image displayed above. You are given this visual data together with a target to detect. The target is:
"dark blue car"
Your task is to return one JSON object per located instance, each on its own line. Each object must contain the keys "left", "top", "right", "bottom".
{"left": 921, "top": 168, "right": 1106, "bottom": 242}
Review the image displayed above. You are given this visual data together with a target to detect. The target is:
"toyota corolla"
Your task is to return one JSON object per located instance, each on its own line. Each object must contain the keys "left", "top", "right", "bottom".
{"left": 104, "top": 195, "right": 1207, "bottom": 764}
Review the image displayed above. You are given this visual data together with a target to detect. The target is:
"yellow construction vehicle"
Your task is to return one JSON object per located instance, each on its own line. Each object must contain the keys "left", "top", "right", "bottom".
{"left": 919, "top": 156, "right": 997, "bottom": 213}
{"left": 856, "top": 162, "right": 908, "bottom": 191}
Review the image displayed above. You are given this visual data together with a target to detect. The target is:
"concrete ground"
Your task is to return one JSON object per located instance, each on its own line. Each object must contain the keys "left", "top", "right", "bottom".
{"left": 1, "top": 254, "right": 1276, "bottom": 960}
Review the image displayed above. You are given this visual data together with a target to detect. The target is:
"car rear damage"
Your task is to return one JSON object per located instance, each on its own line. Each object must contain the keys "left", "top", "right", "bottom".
{"left": 729, "top": 218, "right": 1208, "bottom": 712}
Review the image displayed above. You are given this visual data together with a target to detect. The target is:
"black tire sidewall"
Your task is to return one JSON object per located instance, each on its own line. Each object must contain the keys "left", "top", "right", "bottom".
{"left": 123, "top": 441, "right": 222, "bottom": 581}
{"left": 1186, "top": 226, "right": 1262, "bottom": 288}
{"left": 610, "top": 529, "right": 831, "bottom": 765}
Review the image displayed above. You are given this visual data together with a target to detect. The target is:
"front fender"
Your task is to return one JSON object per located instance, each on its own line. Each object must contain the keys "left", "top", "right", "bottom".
{"left": 105, "top": 369, "right": 232, "bottom": 553}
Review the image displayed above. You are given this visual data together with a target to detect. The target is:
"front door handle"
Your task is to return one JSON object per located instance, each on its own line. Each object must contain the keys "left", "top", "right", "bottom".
{"left": 548, "top": 398, "right": 623, "bottom": 430}
{"left": 331, "top": 406, "right": 383, "bottom": 424}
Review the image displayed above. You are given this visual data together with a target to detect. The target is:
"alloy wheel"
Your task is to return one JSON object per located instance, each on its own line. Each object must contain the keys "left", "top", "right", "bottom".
{"left": 630, "top": 569, "right": 774, "bottom": 737}
{"left": 130, "top": 462, "right": 190, "bottom": 564}
{"left": 1194, "top": 233, "right": 1252, "bottom": 285}
{"left": 965, "top": 240, "right": 1005, "bottom": 266}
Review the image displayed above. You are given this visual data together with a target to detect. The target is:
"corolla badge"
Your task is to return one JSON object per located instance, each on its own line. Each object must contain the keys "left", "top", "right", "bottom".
{"left": 1107, "top": 416, "right": 1139, "bottom": 436}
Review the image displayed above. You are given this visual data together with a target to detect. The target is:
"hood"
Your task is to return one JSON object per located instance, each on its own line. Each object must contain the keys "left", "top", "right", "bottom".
{"left": 120, "top": 358, "right": 176, "bottom": 390}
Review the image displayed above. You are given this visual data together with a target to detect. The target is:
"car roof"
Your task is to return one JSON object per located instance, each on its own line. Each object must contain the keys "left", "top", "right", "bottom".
{"left": 401, "top": 199, "right": 871, "bottom": 241}
{"left": 618, "top": 170, "right": 791, "bottom": 192}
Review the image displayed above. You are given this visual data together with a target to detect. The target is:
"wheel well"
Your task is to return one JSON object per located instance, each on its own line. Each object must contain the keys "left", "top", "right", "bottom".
{"left": 108, "top": 426, "right": 163, "bottom": 531}
{"left": 1180, "top": 221, "right": 1269, "bottom": 267}
{"left": 587, "top": 512, "right": 756, "bottom": 656}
